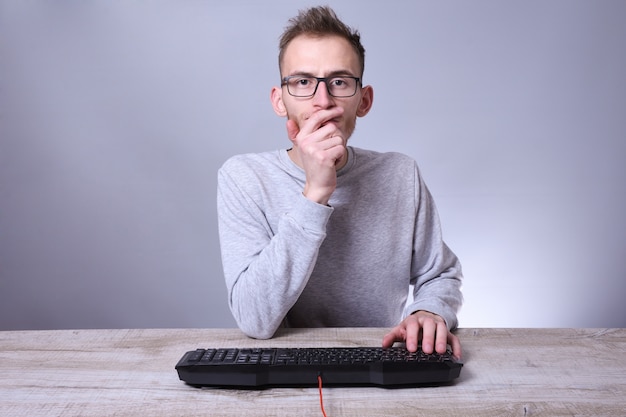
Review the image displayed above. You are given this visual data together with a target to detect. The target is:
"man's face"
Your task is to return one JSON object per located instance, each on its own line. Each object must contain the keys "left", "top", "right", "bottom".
{"left": 272, "top": 34, "right": 372, "bottom": 143}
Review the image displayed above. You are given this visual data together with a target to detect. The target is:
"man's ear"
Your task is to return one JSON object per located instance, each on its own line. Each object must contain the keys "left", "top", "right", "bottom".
{"left": 356, "top": 85, "right": 374, "bottom": 117}
{"left": 271, "top": 86, "right": 287, "bottom": 117}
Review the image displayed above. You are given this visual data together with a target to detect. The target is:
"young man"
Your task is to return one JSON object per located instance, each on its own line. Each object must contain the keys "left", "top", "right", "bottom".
{"left": 217, "top": 6, "right": 463, "bottom": 357}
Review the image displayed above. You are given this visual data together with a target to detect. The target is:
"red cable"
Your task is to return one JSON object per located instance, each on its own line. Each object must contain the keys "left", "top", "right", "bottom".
{"left": 318, "top": 374, "right": 328, "bottom": 417}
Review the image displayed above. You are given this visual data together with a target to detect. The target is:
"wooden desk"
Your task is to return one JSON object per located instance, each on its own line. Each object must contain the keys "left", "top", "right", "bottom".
{"left": 0, "top": 328, "right": 624, "bottom": 416}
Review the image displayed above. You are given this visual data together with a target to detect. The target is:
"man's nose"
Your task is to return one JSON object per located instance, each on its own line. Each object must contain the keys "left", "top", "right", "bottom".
{"left": 312, "top": 80, "right": 333, "bottom": 106}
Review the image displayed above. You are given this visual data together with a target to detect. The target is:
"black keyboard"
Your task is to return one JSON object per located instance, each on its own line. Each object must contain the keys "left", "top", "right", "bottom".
{"left": 175, "top": 346, "right": 462, "bottom": 387}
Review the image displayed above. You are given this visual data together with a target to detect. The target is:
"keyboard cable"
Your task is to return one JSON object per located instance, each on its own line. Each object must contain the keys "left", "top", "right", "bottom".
{"left": 317, "top": 373, "right": 328, "bottom": 417}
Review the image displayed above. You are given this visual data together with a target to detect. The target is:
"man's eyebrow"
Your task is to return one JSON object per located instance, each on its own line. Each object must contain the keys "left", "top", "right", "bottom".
{"left": 286, "top": 70, "right": 357, "bottom": 78}
{"left": 326, "top": 70, "right": 358, "bottom": 77}
{"left": 285, "top": 71, "right": 315, "bottom": 78}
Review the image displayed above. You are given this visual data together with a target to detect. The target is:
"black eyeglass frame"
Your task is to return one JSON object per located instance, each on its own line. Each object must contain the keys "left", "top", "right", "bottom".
{"left": 281, "top": 75, "right": 362, "bottom": 98}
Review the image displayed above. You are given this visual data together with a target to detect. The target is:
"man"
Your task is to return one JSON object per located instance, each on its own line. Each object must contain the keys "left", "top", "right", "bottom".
{"left": 217, "top": 6, "right": 463, "bottom": 358}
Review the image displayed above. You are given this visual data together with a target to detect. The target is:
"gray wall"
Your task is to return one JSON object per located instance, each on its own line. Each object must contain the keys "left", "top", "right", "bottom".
{"left": 1, "top": 1, "right": 625, "bottom": 330}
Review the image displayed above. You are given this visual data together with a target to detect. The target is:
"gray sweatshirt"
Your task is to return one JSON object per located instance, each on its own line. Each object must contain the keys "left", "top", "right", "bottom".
{"left": 217, "top": 146, "right": 463, "bottom": 339}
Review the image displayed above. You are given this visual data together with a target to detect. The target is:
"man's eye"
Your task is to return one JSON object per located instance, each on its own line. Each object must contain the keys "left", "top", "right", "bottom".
{"left": 331, "top": 79, "right": 346, "bottom": 86}
{"left": 296, "top": 78, "right": 311, "bottom": 86}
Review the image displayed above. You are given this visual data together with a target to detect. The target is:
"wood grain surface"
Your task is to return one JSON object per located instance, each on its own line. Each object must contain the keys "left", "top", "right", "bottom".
{"left": 0, "top": 327, "right": 624, "bottom": 416}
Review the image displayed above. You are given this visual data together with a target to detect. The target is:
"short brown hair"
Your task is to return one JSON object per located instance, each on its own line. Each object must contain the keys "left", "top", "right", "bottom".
{"left": 278, "top": 6, "right": 365, "bottom": 77}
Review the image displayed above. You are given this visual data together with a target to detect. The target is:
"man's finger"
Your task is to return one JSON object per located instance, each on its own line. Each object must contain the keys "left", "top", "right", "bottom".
{"left": 404, "top": 317, "right": 420, "bottom": 352}
{"left": 448, "top": 333, "right": 462, "bottom": 359}
{"left": 435, "top": 320, "right": 449, "bottom": 354}
{"left": 286, "top": 119, "right": 300, "bottom": 142}
{"left": 420, "top": 318, "right": 436, "bottom": 354}
{"left": 298, "top": 107, "right": 344, "bottom": 137}
{"left": 381, "top": 326, "right": 404, "bottom": 349}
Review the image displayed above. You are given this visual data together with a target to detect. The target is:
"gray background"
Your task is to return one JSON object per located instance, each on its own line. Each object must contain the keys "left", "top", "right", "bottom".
{"left": 1, "top": 0, "right": 625, "bottom": 331}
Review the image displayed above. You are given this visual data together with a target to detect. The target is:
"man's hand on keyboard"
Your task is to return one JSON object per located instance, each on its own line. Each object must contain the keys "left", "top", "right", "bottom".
{"left": 382, "top": 310, "right": 462, "bottom": 359}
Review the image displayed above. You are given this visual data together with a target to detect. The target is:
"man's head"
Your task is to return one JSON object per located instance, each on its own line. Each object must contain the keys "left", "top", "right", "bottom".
{"left": 278, "top": 6, "right": 366, "bottom": 78}
{"left": 271, "top": 7, "right": 373, "bottom": 148}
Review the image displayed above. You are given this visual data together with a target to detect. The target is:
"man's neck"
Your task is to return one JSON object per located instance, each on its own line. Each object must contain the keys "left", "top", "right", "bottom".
{"left": 287, "top": 147, "right": 349, "bottom": 171}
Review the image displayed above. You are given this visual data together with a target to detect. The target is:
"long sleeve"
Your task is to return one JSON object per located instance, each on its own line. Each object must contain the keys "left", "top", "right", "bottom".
{"left": 404, "top": 163, "right": 463, "bottom": 330}
{"left": 217, "top": 154, "right": 333, "bottom": 339}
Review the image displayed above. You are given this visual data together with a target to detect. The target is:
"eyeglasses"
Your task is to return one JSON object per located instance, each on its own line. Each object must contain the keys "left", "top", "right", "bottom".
{"left": 281, "top": 75, "right": 361, "bottom": 98}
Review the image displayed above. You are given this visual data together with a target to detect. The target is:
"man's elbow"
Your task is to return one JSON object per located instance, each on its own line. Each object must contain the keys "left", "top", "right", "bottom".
{"left": 239, "top": 325, "right": 276, "bottom": 340}
{"left": 234, "top": 317, "right": 278, "bottom": 340}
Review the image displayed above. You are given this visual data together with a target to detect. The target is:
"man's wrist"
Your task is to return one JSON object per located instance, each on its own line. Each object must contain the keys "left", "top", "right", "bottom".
{"left": 303, "top": 186, "right": 331, "bottom": 206}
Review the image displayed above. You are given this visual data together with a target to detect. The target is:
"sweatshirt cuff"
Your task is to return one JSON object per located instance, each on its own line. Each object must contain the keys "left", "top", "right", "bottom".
{"left": 287, "top": 192, "right": 334, "bottom": 235}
